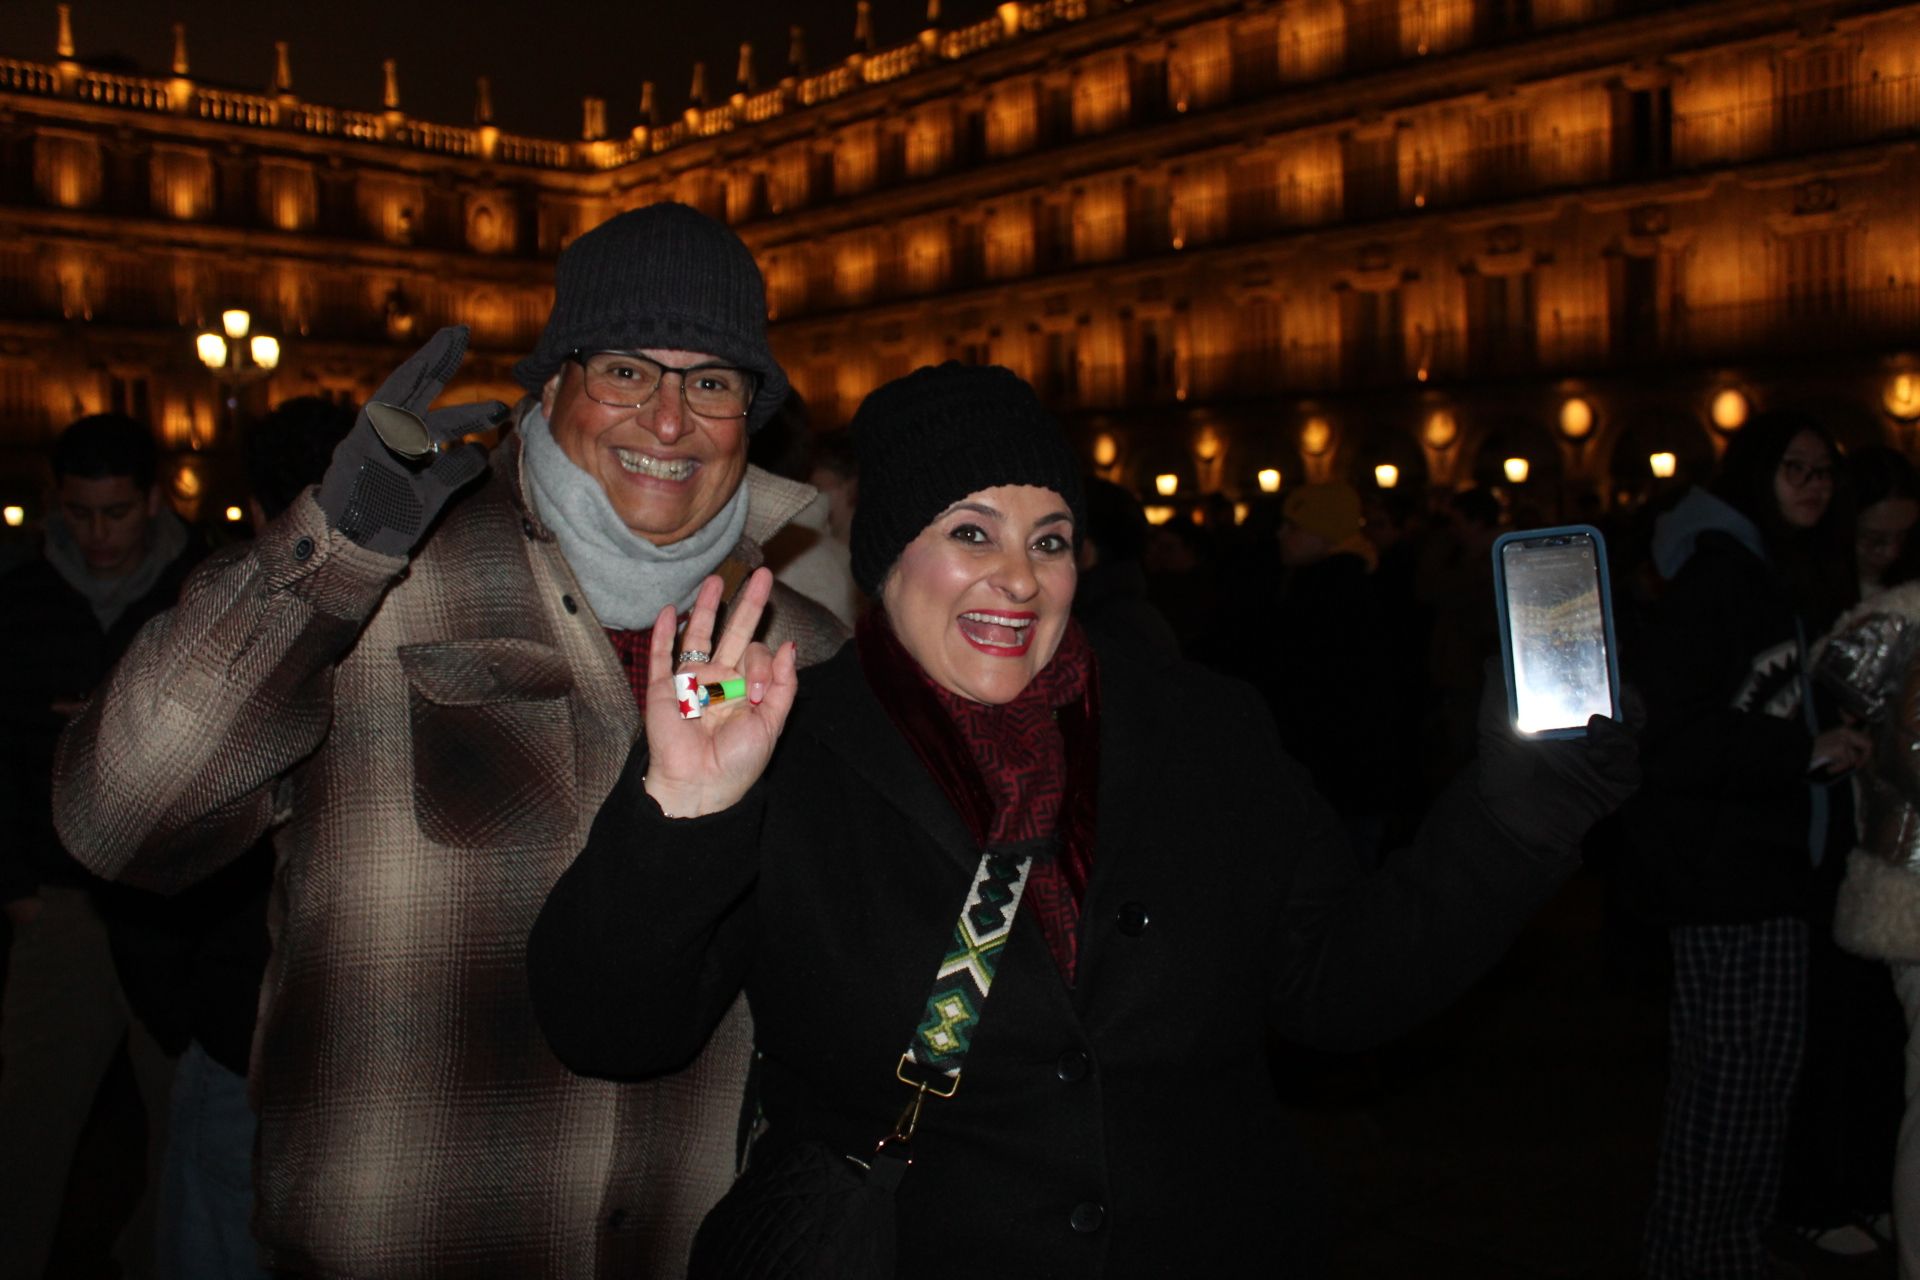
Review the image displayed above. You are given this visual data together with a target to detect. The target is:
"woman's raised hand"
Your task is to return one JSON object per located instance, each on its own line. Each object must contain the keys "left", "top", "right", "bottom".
{"left": 641, "top": 568, "right": 799, "bottom": 819}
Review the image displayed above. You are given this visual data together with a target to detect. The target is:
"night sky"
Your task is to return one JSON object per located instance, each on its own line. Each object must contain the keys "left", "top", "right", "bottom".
{"left": 0, "top": 1, "right": 1007, "bottom": 140}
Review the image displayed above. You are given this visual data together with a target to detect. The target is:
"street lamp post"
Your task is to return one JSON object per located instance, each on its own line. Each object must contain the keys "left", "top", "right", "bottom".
{"left": 186, "top": 308, "right": 282, "bottom": 527}
{"left": 194, "top": 308, "right": 280, "bottom": 446}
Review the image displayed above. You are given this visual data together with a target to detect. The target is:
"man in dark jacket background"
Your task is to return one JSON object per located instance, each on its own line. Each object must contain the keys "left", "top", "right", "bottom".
{"left": 0, "top": 412, "right": 202, "bottom": 1277}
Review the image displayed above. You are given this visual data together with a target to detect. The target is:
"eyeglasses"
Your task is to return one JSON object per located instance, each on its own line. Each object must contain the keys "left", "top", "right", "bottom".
{"left": 568, "top": 350, "right": 757, "bottom": 420}
{"left": 1778, "top": 458, "right": 1834, "bottom": 487}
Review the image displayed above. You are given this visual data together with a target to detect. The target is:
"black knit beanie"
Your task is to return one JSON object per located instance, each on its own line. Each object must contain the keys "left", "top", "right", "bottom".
{"left": 849, "top": 362, "right": 1087, "bottom": 595}
{"left": 513, "top": 202, "right": 789, "bottom": 433}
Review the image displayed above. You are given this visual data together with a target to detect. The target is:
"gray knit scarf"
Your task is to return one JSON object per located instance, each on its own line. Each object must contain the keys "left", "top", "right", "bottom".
{"left": 518, "top": 404, "right": 748, "bottom": 630}
{"left": 43, "top": 505, "right": 189, "bottom": 631}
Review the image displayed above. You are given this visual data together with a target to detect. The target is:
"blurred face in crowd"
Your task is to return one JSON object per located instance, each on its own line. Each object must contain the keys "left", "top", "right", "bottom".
{"left": 58, "top": 474, "right": 160, "bottom": 579}
{"left": 541, "top": 347, "right": 750, "bottom": 547}
{"left": 883, "top": 485, "right": 1077, "bottom": 706}
{"left": 1857, "top": 496, "right": 1920, "bottom": 586}
{"left": 1278, "top": 521, "right": 1329, "bottom": 568}
{"left": 1773, "top": 430, "right": 1835, "bottom": 530}
{"left": 809, "top": 466, "right": 857, "bottom": 543}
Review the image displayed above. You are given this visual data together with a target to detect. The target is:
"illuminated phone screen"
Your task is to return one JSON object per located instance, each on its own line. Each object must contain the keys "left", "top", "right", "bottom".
{"left": 1501, "top": 535, "right": 1614, "bottom": 734}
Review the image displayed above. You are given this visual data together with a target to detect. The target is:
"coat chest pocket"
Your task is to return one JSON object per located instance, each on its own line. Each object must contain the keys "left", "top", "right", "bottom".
{"left": 398, "top": 638, "right": 578, "bottom": 850}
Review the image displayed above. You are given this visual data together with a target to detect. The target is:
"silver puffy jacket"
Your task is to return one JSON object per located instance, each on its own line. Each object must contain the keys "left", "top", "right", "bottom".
{"left": 1818, "top": 581, "right": 1920, "bottom": 962}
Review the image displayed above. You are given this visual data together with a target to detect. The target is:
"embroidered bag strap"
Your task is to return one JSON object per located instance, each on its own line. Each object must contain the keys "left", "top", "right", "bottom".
{"left": 873, "top": 841, "right": 1041, "bottom": 1163}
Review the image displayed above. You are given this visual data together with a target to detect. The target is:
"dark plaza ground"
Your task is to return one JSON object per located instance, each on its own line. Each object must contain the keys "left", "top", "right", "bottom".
{"left": 35, "top": 868, "right": 1899, "bottom": 1279}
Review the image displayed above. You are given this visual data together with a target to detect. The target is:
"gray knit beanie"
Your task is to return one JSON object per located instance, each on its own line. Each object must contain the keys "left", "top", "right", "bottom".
{"left": 849, "top": 362, "right": 1087, "bottom": 595}
{"left": 513, "top": 202, "right": 788, "bottom": 433}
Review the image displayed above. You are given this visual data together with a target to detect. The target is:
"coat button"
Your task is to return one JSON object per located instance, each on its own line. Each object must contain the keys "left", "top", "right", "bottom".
{"left": 1069, "top": 1201, "right": 1105, "bottom": 1233}
{"left": 562, "top": 593, "right": 578, "bottom": 615}
{"left": 1117, "top": 902, "right": 1150, "bottom": 936}
{"left": 1055, "top": 1050, "right": 1089, "bottom": 1083}
{"left": 607, "top": 1208, "right": 628, "bottom": 1229}
{"left": 292, "top": 536, "right": 314, "bottom": 561}
{"left": 522, "top": 518, "right": 537, "bottom": 539}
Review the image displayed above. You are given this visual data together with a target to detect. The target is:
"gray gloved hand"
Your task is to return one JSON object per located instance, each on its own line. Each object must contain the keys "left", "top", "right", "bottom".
{"left": 1474, "top": 665, "right": 1641, "bottom": 856}
{"left": 315, "top": 326, "right": 504, "bottom": 559}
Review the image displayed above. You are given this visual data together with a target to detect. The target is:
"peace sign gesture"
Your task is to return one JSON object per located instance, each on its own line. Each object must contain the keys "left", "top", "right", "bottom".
{"left": 641, "top": 568, "right": 799, "bottom": 820}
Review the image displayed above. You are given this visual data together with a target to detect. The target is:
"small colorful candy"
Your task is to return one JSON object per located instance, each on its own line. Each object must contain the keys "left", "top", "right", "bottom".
{"left": 676, "top": 674, "right": 749, "bottom": 719}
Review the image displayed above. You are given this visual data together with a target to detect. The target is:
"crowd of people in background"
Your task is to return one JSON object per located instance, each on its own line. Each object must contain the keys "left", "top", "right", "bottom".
{"left": 0, "top": 197, "right": 1915, "bottom": 1279}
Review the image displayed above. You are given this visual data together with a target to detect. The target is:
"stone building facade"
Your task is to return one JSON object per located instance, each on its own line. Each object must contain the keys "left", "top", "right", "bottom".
{"left": 0, "top": 0, "right": 1916, "bottom": 518}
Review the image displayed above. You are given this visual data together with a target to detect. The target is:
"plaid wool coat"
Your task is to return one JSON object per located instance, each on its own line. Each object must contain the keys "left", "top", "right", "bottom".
{"left": 52, "top": 442, "right": 847, "bottom": 1278}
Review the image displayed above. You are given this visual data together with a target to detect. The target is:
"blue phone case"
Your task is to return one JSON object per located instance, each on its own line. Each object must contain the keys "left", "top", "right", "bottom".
{"left": 1489, "top": 523, "right": 1623, "bottom": 739}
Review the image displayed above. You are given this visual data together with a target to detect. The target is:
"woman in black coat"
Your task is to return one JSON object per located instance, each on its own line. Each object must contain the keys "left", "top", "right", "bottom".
{"left": 529, "top": 363, "right": 1637, "bottom": 1277}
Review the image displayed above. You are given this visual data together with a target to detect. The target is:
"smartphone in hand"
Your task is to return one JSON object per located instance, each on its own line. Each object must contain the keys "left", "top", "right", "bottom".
{"left": 1491, "top": 525, "right": 1623, "bottom": 739}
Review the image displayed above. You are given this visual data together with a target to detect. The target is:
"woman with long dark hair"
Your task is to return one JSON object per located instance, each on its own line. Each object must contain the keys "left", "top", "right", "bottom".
{"left": 1626, "top": 411, "right": 1871, "bottom": 1276}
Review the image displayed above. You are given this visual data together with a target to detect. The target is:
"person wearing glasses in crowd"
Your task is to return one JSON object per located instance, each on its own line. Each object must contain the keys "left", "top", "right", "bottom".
{"left": 1619, "top": 412, "right": 1872, "bottom": 1276}
{"left": 51, "top": 203, "right": 846, "bottom": 1277}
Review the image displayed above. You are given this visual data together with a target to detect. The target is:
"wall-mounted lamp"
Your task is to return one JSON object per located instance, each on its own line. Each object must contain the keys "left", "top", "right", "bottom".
{"left": 1299, "top": 416, "right": 1332, "bottom": 456}
{"left": 1143, "top": 504, "right": 1176, "bottom": 525}
{"left": 1710, "top": 388, "right": 1749, "bottom": 432}
{"left": 1374, "top": 464, "right": 1400, "bottom": 489}
{"left": 1649, "top": 452, "right": 1677, "bottom": 479}
{"left": 1559, "top": 396, "right": 1594, "bottom": 441}
{"left": 1154, "top": 473, "right": 1178, "bottom": 497}
{"left": 2, "top": 505, "right": 22, "bottom": 528}
{"left": 1423, "top": 410, "right": 1457, "bottom": 450}
{"left": 1503, "top": 457, "right": 1530, "bottom": 484}
{"left": 1886, "top": 373, "right": 1920, "bottom": 422}
{"left": 1092, "top": 432, "right": 1118, "bottom": 467}
{"left": 1256, "top": 468, "right": 1282, "bottom": 494}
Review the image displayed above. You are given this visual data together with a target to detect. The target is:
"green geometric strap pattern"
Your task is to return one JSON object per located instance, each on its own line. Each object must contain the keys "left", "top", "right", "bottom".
{"left": 902, "top": 846, "right": 1036, "bottom": 1086}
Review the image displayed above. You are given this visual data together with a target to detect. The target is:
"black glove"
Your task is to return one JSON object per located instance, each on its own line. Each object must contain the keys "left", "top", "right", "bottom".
{"left": 315, "top": 326, "right": 504, "bottom": 558}
{"left": 1474, "top": 666, "right": 1641, "bottom": 856}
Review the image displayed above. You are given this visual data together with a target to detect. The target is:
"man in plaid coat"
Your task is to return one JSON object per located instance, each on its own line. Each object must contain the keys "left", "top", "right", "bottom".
{"left": 51, "top": 203, "right": 846, "bottom": 1277}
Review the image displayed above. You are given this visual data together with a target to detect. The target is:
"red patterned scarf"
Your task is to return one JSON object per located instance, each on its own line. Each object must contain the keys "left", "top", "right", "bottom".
{"left": 857, "top": 611, "right": 1099, "bottom": 983}
{"left": 604, "top": 626, "right": 656, "bottom": 707}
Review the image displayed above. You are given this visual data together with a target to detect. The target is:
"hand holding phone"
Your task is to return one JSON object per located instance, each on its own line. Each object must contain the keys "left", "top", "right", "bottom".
{"left": 1491, "top": 525, "right": 1623, "bottom": 739}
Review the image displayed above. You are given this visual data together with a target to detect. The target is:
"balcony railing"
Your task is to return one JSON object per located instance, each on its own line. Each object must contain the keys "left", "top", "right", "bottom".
{"left": 774, "top": 64, "right": 1920, "bottom": 324}
{"left": 1069, "top": 285, "right": 1920, "bottom": 411}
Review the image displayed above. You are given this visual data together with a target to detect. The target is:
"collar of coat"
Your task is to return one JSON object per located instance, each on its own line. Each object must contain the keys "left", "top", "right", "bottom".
{"left": 1835, "top": 579, "right": 1920, "bottom": 629}
{"left": 494, "top": 417, "right": 822, "bottom": 602}
{"left": 786, "top": 636, "right": 1163, "bottom": 884}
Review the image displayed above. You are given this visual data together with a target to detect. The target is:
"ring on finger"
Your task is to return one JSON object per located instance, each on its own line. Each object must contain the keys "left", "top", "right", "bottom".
{"left": 676, "top": 649, "right": 712, "bottom": 666}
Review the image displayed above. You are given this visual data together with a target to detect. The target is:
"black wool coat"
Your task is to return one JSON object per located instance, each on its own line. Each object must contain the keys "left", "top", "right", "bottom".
{"left": 530, "top": 639, "right": 1575, "bottom": 1278}
{"left": 1615, "top": 530, "right": 1836, "bottom": 924}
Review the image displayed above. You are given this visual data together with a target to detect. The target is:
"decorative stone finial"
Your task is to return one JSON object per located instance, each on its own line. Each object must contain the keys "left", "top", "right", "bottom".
{"left": 582, "top": 96, "right": 606, "bottom": 141}
{"left": 171, "top": 23, "right": 189, "bottom": 76}
{"left": 926, "top": 0, "right": 942, "bottom": 26}
{"left": 475, "top": 76, "right": 493, "bottom": 125}
{"left": 788, "top": 25, "right": 807, "bottom": 75}
{"left": 274, "top": 41, "right": 293, "bottom": 93}
{"left": 736, "top": 43, "right": 755, "bottom": 93}
{"left": 689, "top": 61, "right": 707, "bottom": 108}
{"left": 640, "top": 81, "right": 656, "bottom": 126}
{"left": 382, "top": 57, "right": 400, "bottom": 111}
{"left": 854, "top": 1, "right": 874, "bottom": 51}
{"left": 56, "top": 4, "right": 74, "bottom": 59}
